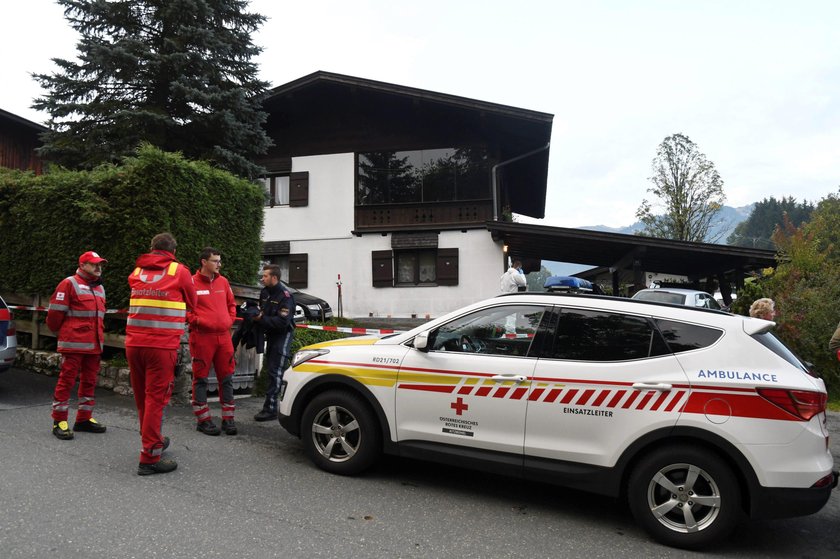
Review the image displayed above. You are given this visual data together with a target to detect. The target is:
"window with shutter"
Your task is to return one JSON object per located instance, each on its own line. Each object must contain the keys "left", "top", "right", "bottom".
{"left": 436, "top": 248, "right": 459, "bottom": 286}
{"left": 289, "top": 171, "right": 309, "bottom": 207}
{"left": 372, "top": 250, "right": 394, "bottom": 287}
{"left": 288, "top": 253, "right": 308, "bottom": 288}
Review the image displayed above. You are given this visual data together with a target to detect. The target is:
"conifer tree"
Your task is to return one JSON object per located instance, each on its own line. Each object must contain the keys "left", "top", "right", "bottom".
{"left": 33, "top": 0, "right": 271, "bottom": 178}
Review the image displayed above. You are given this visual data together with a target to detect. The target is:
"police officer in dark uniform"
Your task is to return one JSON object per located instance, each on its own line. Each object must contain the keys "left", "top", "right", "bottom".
{"left": 253, "top": 264, "right": 296, "bottom": 421}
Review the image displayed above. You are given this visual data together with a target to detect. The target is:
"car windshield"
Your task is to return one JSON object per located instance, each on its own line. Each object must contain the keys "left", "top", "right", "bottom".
{"left": 634, "top": 291, "right": 686, "bottom": 305}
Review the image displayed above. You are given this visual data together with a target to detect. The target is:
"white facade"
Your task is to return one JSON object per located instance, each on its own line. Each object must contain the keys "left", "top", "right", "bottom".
{"left": 262, "top": 153, "right": 506, "bottom": 319}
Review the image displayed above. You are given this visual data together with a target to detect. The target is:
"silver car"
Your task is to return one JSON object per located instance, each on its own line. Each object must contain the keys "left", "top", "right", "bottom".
{"left": 632, "top": 287, "right": 722, "bottom": 310}
{"left": 0, "top": 295, "right": 17, "bottom": 372}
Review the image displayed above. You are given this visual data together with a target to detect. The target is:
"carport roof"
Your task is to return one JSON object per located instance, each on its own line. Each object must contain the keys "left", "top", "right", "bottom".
{"left": 486, "top": 221, "right": 777, "bottom": 279}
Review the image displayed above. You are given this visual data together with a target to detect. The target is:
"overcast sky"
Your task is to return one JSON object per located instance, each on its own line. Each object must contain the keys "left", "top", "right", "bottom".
{"left": 2, "top": 0, "right": 838, "bottom": 228}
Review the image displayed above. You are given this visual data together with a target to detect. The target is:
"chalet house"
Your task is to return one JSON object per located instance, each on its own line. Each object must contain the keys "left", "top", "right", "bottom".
{"left": 0, "top": 108, "right": 46, "bottom": 174}
{"left": 256, "top": 72, "right": 553, "bottom": 319}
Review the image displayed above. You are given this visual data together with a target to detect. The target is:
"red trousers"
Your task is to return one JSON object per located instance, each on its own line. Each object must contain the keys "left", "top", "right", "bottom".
{"left": 52, "top": 352, "right": 100, "bottom": 422}
{"left": 127, "top": 346, "right": 176, "bottom": 465}
{"left": 189, "top": 331, "right": 235, "bottom": 422}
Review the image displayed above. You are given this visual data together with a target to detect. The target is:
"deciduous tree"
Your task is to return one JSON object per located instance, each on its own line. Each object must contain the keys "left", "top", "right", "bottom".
{"left": 636, "top": 133, "right": 725, "bottom": 242}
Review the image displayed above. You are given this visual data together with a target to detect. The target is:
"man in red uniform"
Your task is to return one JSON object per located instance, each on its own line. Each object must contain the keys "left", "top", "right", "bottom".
{"left": 47, "top": 251, "right": 108, "bottom": 440}
{"left": 188, "top": 247, "right": 237, "bottom": 436}
{"left": 126, "top": 233, "right": 196, "bottom": 475}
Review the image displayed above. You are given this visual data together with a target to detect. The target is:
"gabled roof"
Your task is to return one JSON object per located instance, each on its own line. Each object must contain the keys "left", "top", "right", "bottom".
{"left": 262, "top": 71, "right": 553, "bottom": 218}
{"left": 266, "top": 71, "right": 553, "bottom": 123}
{"left": 0, "top": 108, "right": 49, "bottom": 133}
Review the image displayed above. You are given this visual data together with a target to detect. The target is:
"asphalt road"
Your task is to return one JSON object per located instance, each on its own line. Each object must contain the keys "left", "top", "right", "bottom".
{"left": 1, "top": 367, "right": 838, "bottom": 558}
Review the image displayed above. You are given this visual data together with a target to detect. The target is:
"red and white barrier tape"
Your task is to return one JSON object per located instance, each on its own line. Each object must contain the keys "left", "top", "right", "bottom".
{"left": 8, "top": 304, "right": 404, "bottom": 336}
{"left": 8, "top": 305, "right": 127, "bottom": 314}
{"left": 296, "top": 323, "right": 404, "bottom": 336}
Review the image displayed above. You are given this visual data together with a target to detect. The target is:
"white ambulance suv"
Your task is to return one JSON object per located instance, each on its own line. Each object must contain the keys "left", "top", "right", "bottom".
{"left": 278, "top": 292, "right": 837, "bottom": 549}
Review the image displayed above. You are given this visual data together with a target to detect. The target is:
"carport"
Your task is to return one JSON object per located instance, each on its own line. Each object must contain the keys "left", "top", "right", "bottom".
{"left": 486, "top": 221, "right": 777, "bottom": 302}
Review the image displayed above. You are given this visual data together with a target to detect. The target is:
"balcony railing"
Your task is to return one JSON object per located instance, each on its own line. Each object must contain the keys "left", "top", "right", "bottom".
{"left": 354, "top": 200, "right": 493, "bottom": 232}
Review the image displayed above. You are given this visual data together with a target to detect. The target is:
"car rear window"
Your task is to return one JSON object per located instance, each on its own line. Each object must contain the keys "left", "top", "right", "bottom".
{"left": 634, "top": 291, "right": 686, "bottom": 305}
{"left": 751, "top": 331, "right": 812, "bottom": 375}
{"left": 654, "top": 319, "right": 723, "bottom": 353}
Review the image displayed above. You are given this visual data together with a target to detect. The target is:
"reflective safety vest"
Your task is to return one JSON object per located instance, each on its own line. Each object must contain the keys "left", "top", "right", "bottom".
{"left": 126, "top": 261, "right": 189, "bottom": 349}
{"left": 47, "top": 274, "right": 106, "bottom": 354}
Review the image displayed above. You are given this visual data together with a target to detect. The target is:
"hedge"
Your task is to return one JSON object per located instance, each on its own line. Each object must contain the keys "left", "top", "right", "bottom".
{"left": 0, "top": 144, "right": 264, "bottom": 309}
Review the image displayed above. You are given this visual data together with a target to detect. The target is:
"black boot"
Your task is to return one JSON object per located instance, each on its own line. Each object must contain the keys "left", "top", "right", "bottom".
{"left": 253, "top": 410, "right": 277, "bottom": 422}
{"left": 196, "top": 420, "right": 221, "bottom": 436}
{"left": 221, "top": 419, "right": 238, "bottom": 435}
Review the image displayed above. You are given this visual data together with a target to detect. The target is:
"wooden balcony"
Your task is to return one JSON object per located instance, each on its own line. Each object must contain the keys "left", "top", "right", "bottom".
{"left": 354, "top": 200, "right": 494, "bottom": 232}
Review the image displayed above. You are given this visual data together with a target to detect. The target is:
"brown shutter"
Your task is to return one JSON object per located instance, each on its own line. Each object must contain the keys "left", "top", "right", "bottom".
{"left": 436, "top": 248, "right": 459, "bottom": 286}
{"left": 372, "top": 250, "right": 394, "bottom": 287}
{"left": 288, "top": 253, "right": 308, "bottom": 288}
{"left": 289, "top": 171, "right": 309, "bottom": 207}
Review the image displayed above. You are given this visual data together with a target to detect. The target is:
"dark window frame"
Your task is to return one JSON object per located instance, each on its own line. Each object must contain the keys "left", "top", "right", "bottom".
{"left": 371, "top": 248, "right": 459, "bottom": 288}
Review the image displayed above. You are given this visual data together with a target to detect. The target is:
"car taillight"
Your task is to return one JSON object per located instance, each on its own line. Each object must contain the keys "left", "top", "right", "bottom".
{"left": 757, "top": 388, "right": 827, "bottom": 421}
{"left": 812, "top": 472, "right": 837, "bottom": 489}
{"left": 7, "top": 321, "right": 15, "bottom": 336}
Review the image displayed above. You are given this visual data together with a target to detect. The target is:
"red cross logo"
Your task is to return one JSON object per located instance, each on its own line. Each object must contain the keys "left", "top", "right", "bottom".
{"left": 450, "top": 397, "right": 469, "bottom": 416}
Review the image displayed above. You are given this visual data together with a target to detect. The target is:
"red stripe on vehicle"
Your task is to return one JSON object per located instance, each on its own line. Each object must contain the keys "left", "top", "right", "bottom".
{"left": 576, "top": 389, "right": 595, "bottom": 406}
{"left": 650, "top": 391, "right": 670, "bottom": 411}
{"left": 511, "top": 387, "right": 528, "bottom": 400}
{"left": 591, "top": 390, "right": 610, "bottom": 407}
{"left": 683, "top": 391, "right": 800, "bottom": 421}
{"left": 475, "top": 386, "right": 492, "bottom": 397}
{"left": 621, "top": 391, "right": 640, "bottom": 409}
{"left": 664, "top": 390, "right": 686, "bottom": 412}
{"left": 560, "top": 389, "right": 578, "bottom": 404}
{"left": 544, "top": 388, "right": 562, "bottom": 403}
{"left": 529, "top": 388, "right": 545, "bottom": 401}
{"left": 607, "top": 390, "right": 626, "bottom": 408}
{"left": 397, "top": 384, "right": 454, "bottom": 394}
{"left": 458, "top": 386, "right": 473, "bottom": 395}
{"left": 635, "top": 391, "right": 655, "bottom": 410}
{"left": 493, "top": 387, "right": 511, "bottom": 398}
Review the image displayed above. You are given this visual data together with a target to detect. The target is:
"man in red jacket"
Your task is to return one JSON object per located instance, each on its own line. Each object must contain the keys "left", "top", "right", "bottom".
{"left": 127, "top": 233, "right": 197, "bottom": 475}
{"left": 188, "top": 247, "right": 238, "bottom": 436}
{"left": 47, "top": 251, "right": 108, "bottom": 440}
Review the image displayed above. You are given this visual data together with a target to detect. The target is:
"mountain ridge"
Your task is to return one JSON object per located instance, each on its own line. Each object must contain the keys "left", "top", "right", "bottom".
{"left": 543, "top": 203, "right": 755, "bottom": 277}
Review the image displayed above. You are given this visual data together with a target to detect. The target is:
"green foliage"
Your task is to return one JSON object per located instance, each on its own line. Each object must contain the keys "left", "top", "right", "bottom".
{"left": 0, "top": 145, "right": 264, "bottom": 310}
{"left": 727, "top": 196, "right": 814, "bottom": 249}
{"left": 636, "top": 133, "right": 726, "bottom": 242}
{"left": 760, "top": 192, "right": 840, "bottom": 396}
{"left": 728, "top": 277, "right": 767, "bottom": 316}
{"left": 33, "top": 0, "right": 271, "bottom": 178}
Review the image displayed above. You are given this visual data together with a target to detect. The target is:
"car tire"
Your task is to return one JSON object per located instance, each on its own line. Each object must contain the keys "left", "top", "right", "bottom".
{"left": 300, "top": 390, "right": 381, "bottom": 475}
{"left": 627, "top": 444, "right": 742, "bottom": 549}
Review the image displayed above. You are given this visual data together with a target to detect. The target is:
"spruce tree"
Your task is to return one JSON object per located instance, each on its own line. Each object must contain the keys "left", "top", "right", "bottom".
{"left": 33, "top": 0, "right": 272, "bottom": 178}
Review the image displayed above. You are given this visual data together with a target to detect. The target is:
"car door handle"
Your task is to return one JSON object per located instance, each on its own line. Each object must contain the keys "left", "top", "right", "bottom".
{"left": 491, "top": 374, "right": 526, "bottom": 383}
{"left": 632, "top": 382, "right": 672, "bottom": 391}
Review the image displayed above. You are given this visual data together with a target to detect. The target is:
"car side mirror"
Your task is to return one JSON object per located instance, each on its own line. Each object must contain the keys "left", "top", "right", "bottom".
{"left": 413, "top": 331, "right": 430, "bottom": 352}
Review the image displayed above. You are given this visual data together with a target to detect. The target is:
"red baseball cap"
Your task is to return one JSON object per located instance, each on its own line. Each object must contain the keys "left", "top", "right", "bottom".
{"left": 79, "top": 251, "right": 108, "bottom": 265}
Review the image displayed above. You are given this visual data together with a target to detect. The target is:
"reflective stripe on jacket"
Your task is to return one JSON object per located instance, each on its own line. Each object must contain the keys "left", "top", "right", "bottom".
{"left": 126, "top": 259, "right": 195, "bottom": 349}
{"left": 46, "top": 273, "right": 106, "bottom": 354}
